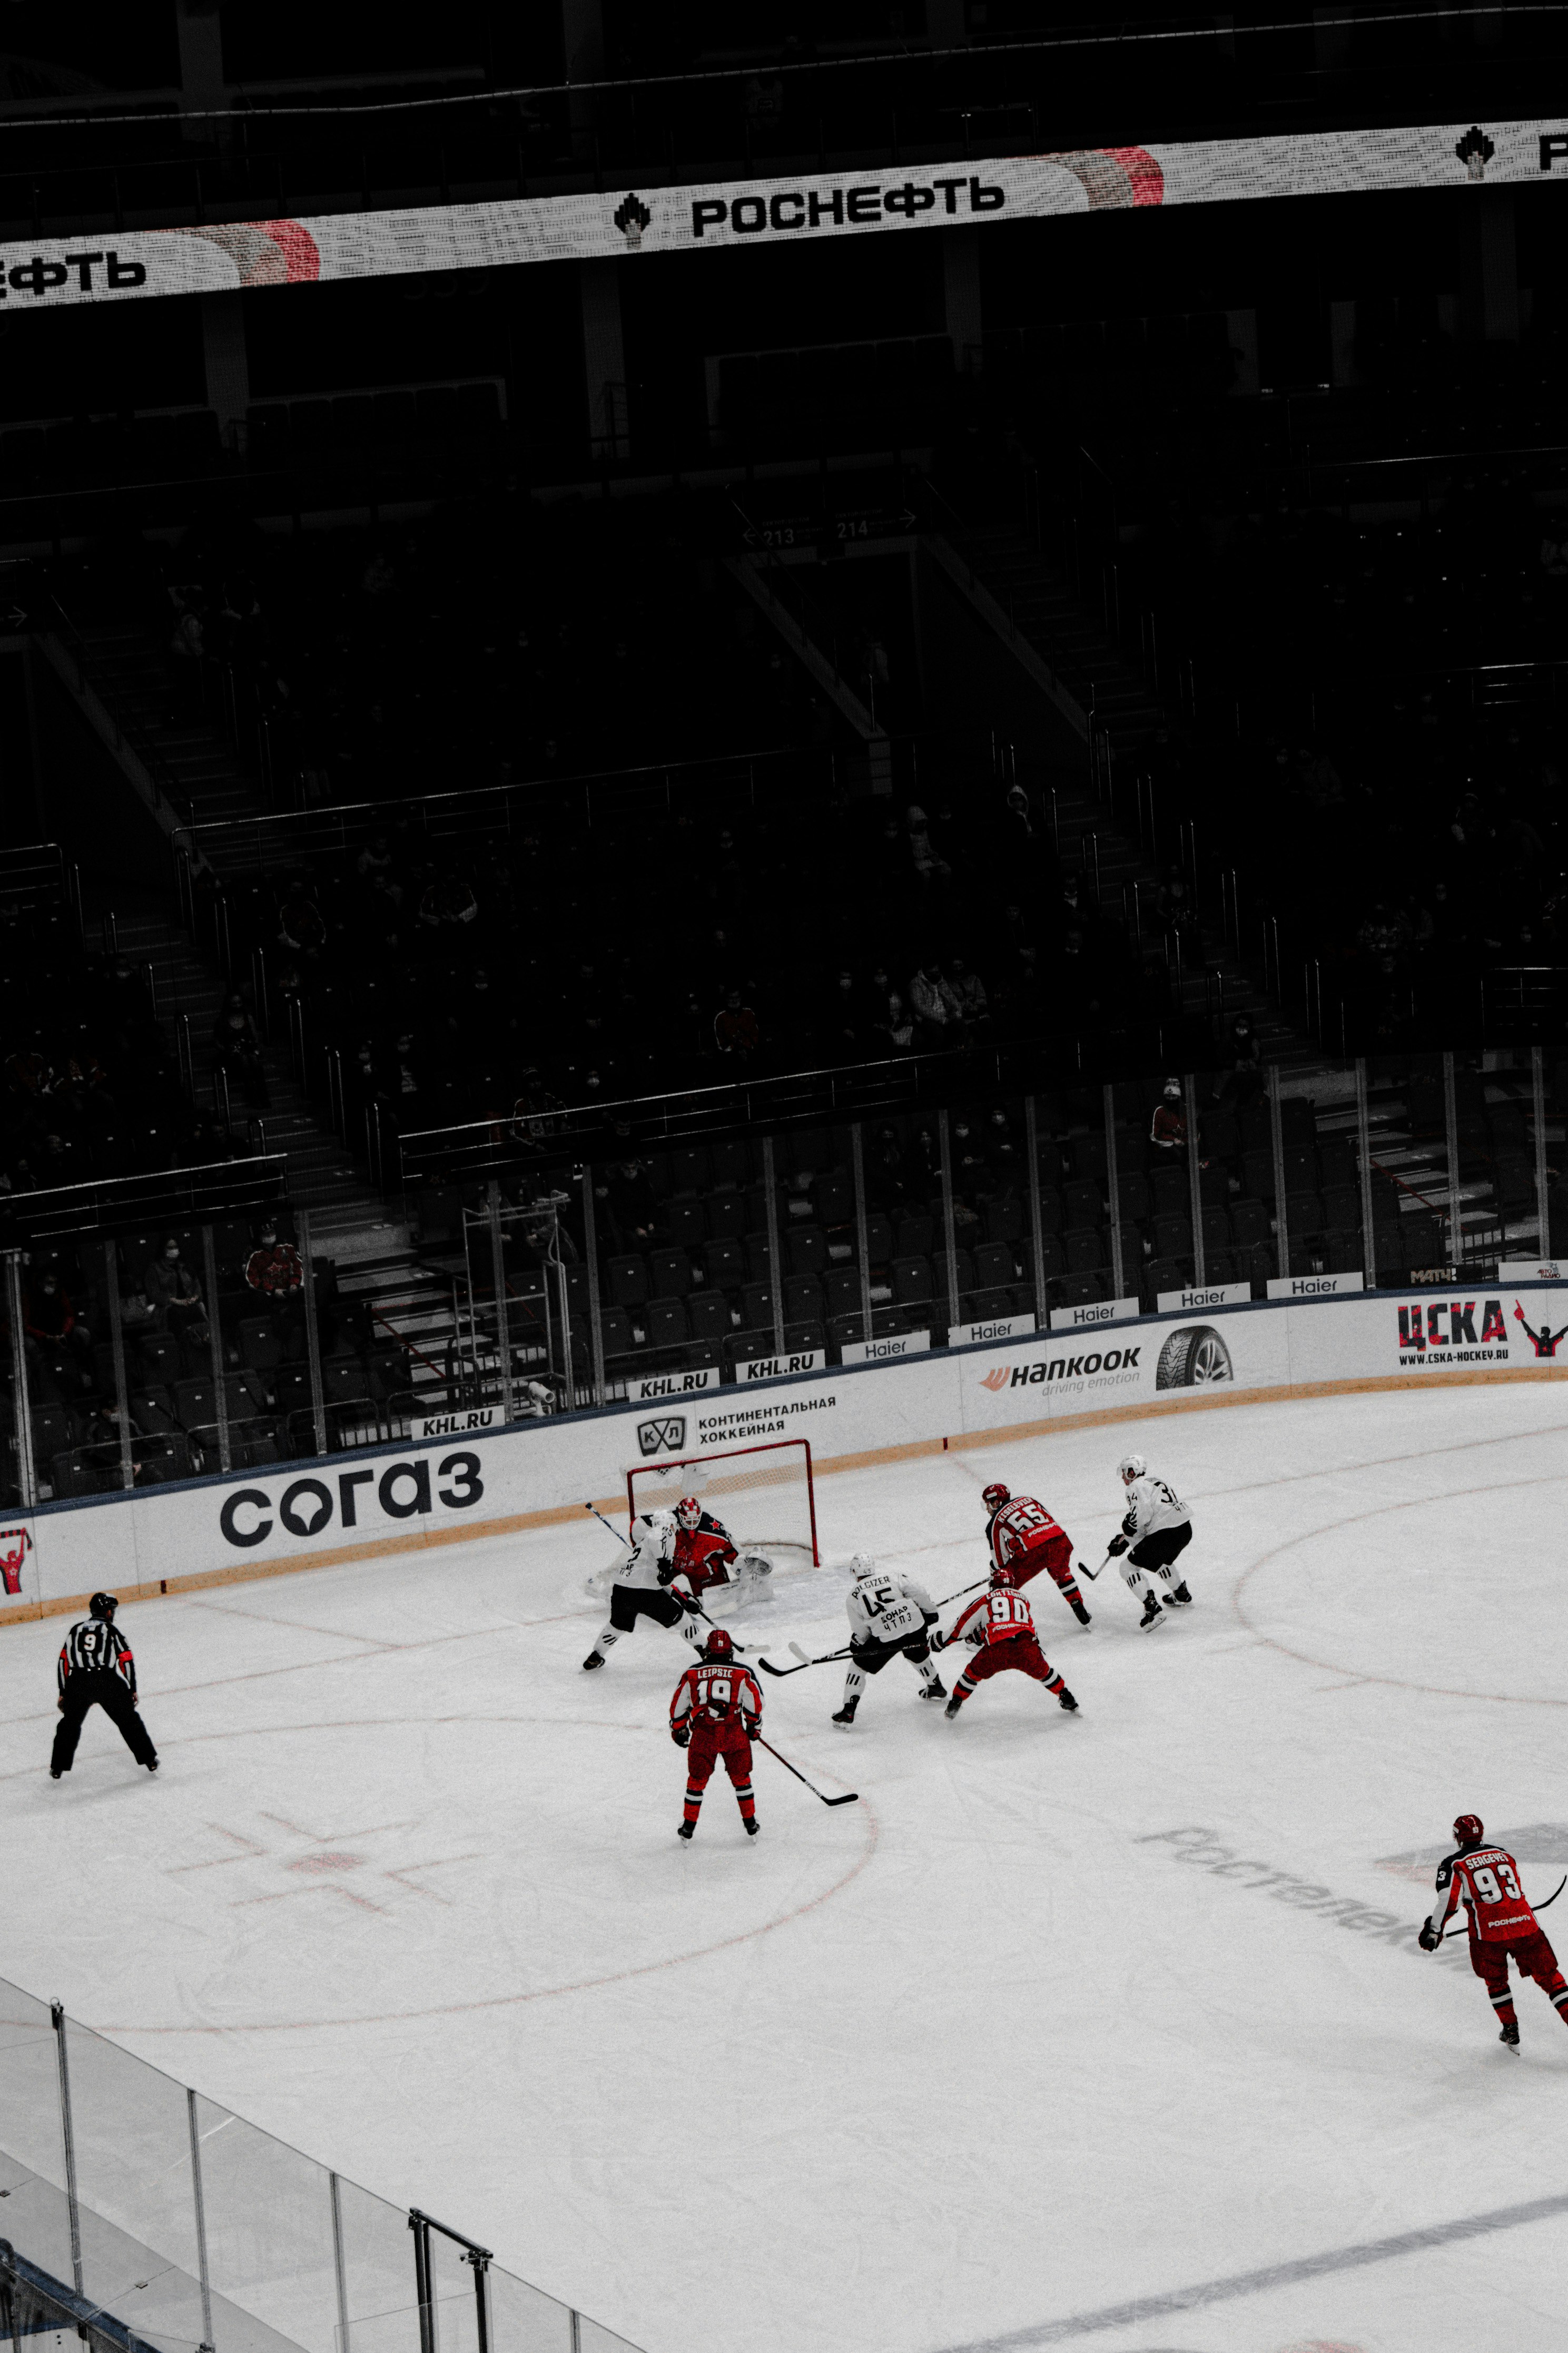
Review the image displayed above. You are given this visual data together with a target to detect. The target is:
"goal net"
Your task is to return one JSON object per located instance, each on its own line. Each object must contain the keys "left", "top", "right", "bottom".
{"left": 626, "top": 1438, "right": 818, "bottom": 1568}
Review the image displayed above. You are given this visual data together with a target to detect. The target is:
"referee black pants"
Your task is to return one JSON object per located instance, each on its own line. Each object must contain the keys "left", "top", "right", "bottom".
{"left": 51, "top": 1672, "right": 157, "bottom": 1773}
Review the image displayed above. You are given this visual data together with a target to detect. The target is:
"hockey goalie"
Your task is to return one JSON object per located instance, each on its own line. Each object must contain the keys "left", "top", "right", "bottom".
{"left": 670, "top": 1494, "right": 775, "bottom": 1612}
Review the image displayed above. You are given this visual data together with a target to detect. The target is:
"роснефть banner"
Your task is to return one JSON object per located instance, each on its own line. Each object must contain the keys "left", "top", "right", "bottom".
{"left": 3, "top": 115, "right": 1566, "bottom": 310}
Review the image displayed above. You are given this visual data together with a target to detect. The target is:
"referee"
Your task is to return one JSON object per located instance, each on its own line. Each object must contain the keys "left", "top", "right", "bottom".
{"left": 50, "top": 1594, "right": 159, "bottom": 1779}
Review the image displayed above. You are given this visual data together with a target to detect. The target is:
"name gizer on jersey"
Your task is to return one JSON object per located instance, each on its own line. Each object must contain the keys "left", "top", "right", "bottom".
{"left": 850, "top": 1574, "right": 926, "bottom": 1640}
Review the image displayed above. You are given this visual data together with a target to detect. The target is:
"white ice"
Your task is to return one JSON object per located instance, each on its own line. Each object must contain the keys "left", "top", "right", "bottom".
{"left": 3, "top": 1382, "right": 1567, "bottom": 2353}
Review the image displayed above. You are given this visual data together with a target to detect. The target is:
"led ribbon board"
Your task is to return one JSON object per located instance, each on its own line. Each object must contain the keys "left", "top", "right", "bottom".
{"left": 3, "top": 117, "right": 1563, "bottom": 309}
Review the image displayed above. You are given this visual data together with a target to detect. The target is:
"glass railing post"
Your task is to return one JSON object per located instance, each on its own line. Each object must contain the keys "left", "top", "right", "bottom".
{"left": 936, "top": 1110, "right": 959, "bottom": 1339}
{"left": 1355, "top": 1057, "right": 1376, "bottom": 1286}
{"left": 50, "top": 2001, "right": 82, "bottom": 2297}
{"left": 298, "top": 1207, "right": 328, "bottom": 1455}
{"left": 1103, "top": 1083, "right": 1124, "bottom": 1303}
{"left": 201, "top": 1224, "right": 232, "bottom": 1474}
{"left": 5, "top": 1250, "right": 37, "bottom": 1509}
{"left": 486, "top": 1181, "right": 514, "bottom": 1422}
{"left": 104, "top": 1238, "right": 134, "bottom": 1491}
{"left": 1269, "top": 1063, "right": 1289, "bottom": 1284}
{"left": 762, "top": 1135, "right": 786, "bottom": 1357}
{"left": 1184, "top": 1074, "right": 1206, "bottom": 1287}
{"left": 580, "top": 1165, "right": 606, "bottom": 1408}
{"left": 1532, "top": 1044, "right": 1551, "bottom": 1254}
{"left": 851, "top": 1122, "right": 873, "bottom": 1349}
{"left": 186, "top": 2084, "right": 215, "bottom": 2352}
{"left": 1025, "top": 1094, "right": 1048, "bottom": 1328}
{"left": 1442, "top": 1051, "right": 1463, "bottom": 1272}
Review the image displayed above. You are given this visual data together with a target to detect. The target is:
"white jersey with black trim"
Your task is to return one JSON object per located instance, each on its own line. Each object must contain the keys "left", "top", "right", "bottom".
{"left": 846, "top": 1566, "right": 934, "bottom": 1645}
{"left": 1121, "top": 1473, "right": 1190, "bottom": 1540}
{"left": 613, "top": 1515, "right": 676, "bottom": 1591}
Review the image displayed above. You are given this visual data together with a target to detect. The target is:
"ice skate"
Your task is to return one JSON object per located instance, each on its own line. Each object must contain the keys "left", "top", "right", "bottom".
{"left": 918, "top": 1676, "right": 947, "bottom": 1700}
{"left": 743, "top": 1818, "right": 760, "bottom": 1837}
{"left": 582, "top": 1649, "right": 606, "bottom": 1671}
{"left": 1500, "top": 2021, "right": 1521, "bottom": 2050}
{"left": 832, "top": 1698, "right": 859, "bottom": 1727}
{"left": 1070, "top": 1599, "right": 1092, "bottom": 1626}
{"left": 1138, "top": 1591, "right": 1166, "bottom": 1630}
{"left": 1058, "top": 1690, "right": 1079, "bottom": 1712}
{"left": 676, "top": 1820, "right": 694, "bottom": 1841}
{"left": 944, "top": 1696, "right": 964, "bottom": 1720}
{"left": 1169, "top": 1583, "right": 1192, "bottom": 1606}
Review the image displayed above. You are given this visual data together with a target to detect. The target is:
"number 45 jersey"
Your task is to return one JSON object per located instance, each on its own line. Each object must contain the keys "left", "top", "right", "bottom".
{"left": 1434, "top": 1844, "right": 1541, "bottom": 1944}
{"left": 845, "top": 1566, "right": 935, "bottom": 1646}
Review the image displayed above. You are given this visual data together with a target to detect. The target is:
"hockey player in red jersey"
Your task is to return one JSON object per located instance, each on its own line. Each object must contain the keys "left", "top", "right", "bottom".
{"left": 932, "top": 1566, "right": 1079, "bottom": 1721}
{"left": 1418, "top": 1813, "right": 1568, "bottom": 2048}
{"left": 672, "top": 1495, "right": 739, "bottom": 1596}
{"left": 669, "top": 1628, "right": 762, "bottom": 1843}
{"left": 980, "top": 1483, "right": 1090, "bottom": 1626}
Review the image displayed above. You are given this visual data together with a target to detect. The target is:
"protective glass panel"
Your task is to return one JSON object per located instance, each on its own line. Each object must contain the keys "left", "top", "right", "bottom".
{"left": 333, "top": 2173, "right": 417, "bottom": 2348}
{"left": 486, "top": 2265, "right": 575, "bottom": 2353}
{"left": 63, "top": 2019, "right": 202, "bottom": 2322}
{"left": 193, "top": 2093, "right": 339, "bottom": 2353}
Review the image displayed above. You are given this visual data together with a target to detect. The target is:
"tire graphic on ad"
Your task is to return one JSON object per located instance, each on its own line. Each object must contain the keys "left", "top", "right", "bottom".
{"left": 1155, "top": 1323, "right": 1233, "bottom": 1389}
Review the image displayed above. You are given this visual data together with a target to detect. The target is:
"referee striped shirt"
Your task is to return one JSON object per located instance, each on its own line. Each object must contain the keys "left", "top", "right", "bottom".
{"left": 57, "top": 1620, "right": 136, "bottom": 1695}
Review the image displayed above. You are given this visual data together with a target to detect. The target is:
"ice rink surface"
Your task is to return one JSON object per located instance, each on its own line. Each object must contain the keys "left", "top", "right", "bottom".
{"left": 3, "top": 1382, "right": 1567, "bottom": 2353}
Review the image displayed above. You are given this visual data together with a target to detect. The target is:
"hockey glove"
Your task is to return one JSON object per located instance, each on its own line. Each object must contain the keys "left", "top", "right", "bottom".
{"left": 1418, "top": 1919, "right": 1441, "bottom": 1953}
{"left": 656, "top": 1564, "right": 676, "bottom": 1586}
{"left": 742, "top": 1718, "right": 761, "bottom": 1740}
{"left": 676, "top": 1591, "right": 702, "bottom": 1615}
{"left": 929, "top": 1630, "right": 946, "bottom": 1652}
{"left": 1107, "top": 1534, "right": 1129, "bottom": 1557}
{"left": 672, "top": 1727, "right": 691, "bottom": 1748}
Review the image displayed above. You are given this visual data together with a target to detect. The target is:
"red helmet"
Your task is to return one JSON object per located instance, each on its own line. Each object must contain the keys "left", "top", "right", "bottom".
{"left": 676, "top": 1496, "right": 702, "bottom": 1530}
{"left": 990, "top": 1564, "right": 1015, "bottom": 1589}
{"left": 982, "top": 1483, "right": 1010, "bottom": 1514}
{"left": 703, "top": 1627, "right": 734, "bottom": 1659}
{"left": 1453, "top": 1813, "right": 1484, "bottom": 1849}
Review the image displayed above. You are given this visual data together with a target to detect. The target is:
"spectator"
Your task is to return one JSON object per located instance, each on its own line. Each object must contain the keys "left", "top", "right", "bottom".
{"left": 356, "top": 834, "right": 394, "bottom": 880}
{"left": 1215, "top": 1013, "right": 1264, "bottom": 1111}
{"left": 24, "top": 1270, "right": 93, "bottom": 1389}
{"left": 605, "top": 1159, "right": 663, "bottom": 1251}
{"left": 1150, "top": 1079, "right": 1187, "bottom": 1156}
{"left": 245, "top": 1221, "right": 304, "bottom": 1312}
{"left": 947, "top": 959, "right": 989, "bottom": 1027}
{"left": 714, "top": 992, "right": 760, "bottom": 1060}
{"left": 905, "top": 806, "right": 952, "bottom": 885}
{"left": 213, "top": 995, "right": 270, "bottom": 1110}
{"left": 144, "top": 1239, "right": 205, "bottom": 1341}
{"left": 909, "top": 964, "right": 960, "bottom": 1048}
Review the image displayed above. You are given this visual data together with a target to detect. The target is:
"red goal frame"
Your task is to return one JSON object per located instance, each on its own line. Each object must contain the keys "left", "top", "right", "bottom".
{"left": 626, "top": 1437, "right": 819, "bottom": 1564}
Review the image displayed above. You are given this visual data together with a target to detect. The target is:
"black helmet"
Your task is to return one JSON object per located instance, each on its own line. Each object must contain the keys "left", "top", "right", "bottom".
{"left": 90, "top": 1592, "right": 118, "bottom": 1622}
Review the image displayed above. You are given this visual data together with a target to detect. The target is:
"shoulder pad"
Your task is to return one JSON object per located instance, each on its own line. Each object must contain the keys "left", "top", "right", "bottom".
{"left": 1434, "top": 1852, "right": 1458, "bottom": 1890}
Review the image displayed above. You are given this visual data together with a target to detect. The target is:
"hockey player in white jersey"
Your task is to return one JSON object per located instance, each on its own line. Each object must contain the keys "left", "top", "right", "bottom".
{"left": 832, "top": 1556, "right": 946, "bottom": 1725}
{"left": 583, "top": 1510, "right": 705, "bottom": 1670}
{"left": 1106, "top": 1453, "right": 1194, "bottom": 1629}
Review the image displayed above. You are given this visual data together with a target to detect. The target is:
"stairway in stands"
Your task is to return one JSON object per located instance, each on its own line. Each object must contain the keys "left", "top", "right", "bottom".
{"left": 67, "top": 622, "right": 255, "bottom": 827}
{"left": 56, "top": 614, "right": 408, "bottom": 1256}
{"left": 928, "top": 511, "right": 1305, "bottom": 1070}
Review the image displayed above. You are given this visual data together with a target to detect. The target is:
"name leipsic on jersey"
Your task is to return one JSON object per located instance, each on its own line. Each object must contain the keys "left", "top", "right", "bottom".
{"left": 670, "top": 1661, "right": 762, "bottom": 1733}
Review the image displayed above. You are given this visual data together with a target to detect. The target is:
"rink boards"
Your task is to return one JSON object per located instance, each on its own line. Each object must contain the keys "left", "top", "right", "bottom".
{"left": 3, "top": 1279, "right": 1564, "bottom": 1623}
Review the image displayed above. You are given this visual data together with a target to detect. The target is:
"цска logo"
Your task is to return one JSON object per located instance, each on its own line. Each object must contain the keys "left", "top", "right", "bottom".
{"left": 637, "top": 1414, "right": 687, "bottom": 1456}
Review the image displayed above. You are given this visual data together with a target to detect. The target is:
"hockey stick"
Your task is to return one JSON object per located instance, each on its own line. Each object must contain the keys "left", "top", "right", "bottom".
{"left": 1077, "top": 1551, "right": 1113, "bottom": 1584}
{"left": 754, "top": 1734, "right": 858, "bottom": 1807}
{"left": 580, "top": 1503, "right": 748, "bottom": 1651}
{"left": 755, "top": 1641, "right": 851, "bottom": 1678}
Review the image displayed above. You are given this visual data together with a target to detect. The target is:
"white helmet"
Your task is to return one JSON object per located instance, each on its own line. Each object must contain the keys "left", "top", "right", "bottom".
{"left": 643, "top": 1508, "right": 677, "bottom": 1533}
{"left": 849, "top": 1554, "right": 876, "bottom": 1579}
{"left": 1118, "top": 1453, "right": 1147, "bottom": 1484}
